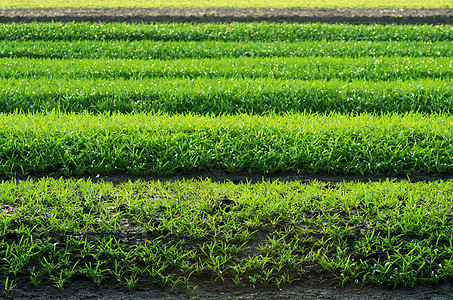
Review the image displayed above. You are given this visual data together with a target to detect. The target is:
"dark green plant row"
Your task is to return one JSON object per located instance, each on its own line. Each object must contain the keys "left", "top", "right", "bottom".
{"left": 1, "top": 78, "right": 451, "bottom": 114}
{"left": 1, "top": 178, "right": 453, "bottom": 293}
{"left": 2, "top": 56, "right": 452, "bottom": 81}
{"left": 1, "top": 40, "right": 451, "bottom": 60}
{"left": 0, "top": 112, "right": 452, "bottom": 177}
{"left": 1, "top": 22, "right": 451, "bottom": 42}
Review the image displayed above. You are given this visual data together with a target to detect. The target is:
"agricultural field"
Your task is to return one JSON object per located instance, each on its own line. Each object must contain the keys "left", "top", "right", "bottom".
{"left": 1, "top": 0, "right": 451, "bottom": 8}
{"left": 0, "top": 4, "right": 453, "bottom": 300}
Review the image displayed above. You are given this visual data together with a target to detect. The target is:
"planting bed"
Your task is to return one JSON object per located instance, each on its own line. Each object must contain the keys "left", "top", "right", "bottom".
{"left": 1, "top": 4, "right": 453, "bottom": 300}
{"left": 1, "top": 7, "right": 453, "bottom": 24}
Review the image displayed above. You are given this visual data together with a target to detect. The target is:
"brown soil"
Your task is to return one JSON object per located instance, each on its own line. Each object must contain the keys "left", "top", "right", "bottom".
{"left": 7, "top": 279, "right": 453, "bottom": 300}
{"left": 0, "top": 7, "right": 452, "bottom": 24}
{"left": 2, "top": 6, "right": 453, "bottom": 300}
{"left": 5, "top": 170, "right": 453, "bottom": 186}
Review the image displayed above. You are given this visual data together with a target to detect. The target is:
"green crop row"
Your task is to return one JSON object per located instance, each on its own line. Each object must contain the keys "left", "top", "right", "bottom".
{"left": 2, "top": 57, "right": 452, "bottom": 81}
{"left": 1, "top": 78, "right": 451, "bottom": 114}
{"left": 1, "top": 40, "right": 451, "bottom": 60}
{"left": 1, "top": 22, "right": 452, "bottom": 42}
{"left": 2, "top": 178, "right": 453, "bottom": 292}
{"left": 2, "top": 177, "right": 453, "bottom": 292}
{"left": 0, "top": 112, "right": 452, "bottom": 177}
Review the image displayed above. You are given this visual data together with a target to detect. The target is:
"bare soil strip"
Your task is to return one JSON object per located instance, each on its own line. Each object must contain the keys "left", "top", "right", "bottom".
{"left": 2, "top": 171, "right": 453, "bottom": 186}
{"left": 0, "top": 7, "right": 452, "bottom": 24}
{"left": 11, "top": 278, "right": 453, "bottom": 300}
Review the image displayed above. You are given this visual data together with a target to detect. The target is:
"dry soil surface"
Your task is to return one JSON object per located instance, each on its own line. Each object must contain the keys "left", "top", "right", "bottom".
{"left": 0, "top": 7, "right": 452, "bottom": 24}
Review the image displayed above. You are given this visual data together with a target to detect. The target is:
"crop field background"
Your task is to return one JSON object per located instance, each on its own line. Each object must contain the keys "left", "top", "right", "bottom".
{"left": 1, "top": 4, "right": 453, "bottom": 300}
{"left": 1, "top": 0, "right": 451, "bottom": 8}
{"left": 0, "top": 22, "right": 452, "bottom": 178}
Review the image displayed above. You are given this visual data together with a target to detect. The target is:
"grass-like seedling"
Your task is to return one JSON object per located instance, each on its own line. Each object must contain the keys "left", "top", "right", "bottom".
{"left": 2, "top": 277, "right": 16, "bottom": 296}
{"left": 1, "top": 22, "right": 452, "bottom": 42}
{"left": 1, "top": 177, "right": 453, "bottom": 294}
{"left": 0, "top": 112, "right": 452, "bottom": 177}
{"left": 1, "top": 77, "right": 452, "bottom": 114}
{"left": 2, "top": 40, "right": 452, "bottom": 60}
{"left": 2, "top": 57, "right": 451, "bottom": 81}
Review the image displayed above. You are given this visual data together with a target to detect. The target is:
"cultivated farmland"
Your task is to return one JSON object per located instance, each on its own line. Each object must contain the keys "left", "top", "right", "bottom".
{"left": 0, "top": 5, "right": 453, "bottom": 300}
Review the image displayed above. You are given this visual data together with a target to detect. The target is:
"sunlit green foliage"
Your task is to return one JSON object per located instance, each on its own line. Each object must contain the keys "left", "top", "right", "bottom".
{"left": 0, "top": 112, "right": 451, "bottom": 177}
{"left": 1, "top": 22, "right": 452, "bottom": 42}
{"left": 2, "top": 56, "right": 452, "bottom": 81}
{"left": 1, "top": 178, "right": 453, "bottom": 292}
{"left": 1, "top": 20, "right": 453, "bottom": 294}
{"left": 0, "top": 78, "right": 451, "bottom": 114}
{"left": 3, "top": 40, "right": 451, "bottom": 60}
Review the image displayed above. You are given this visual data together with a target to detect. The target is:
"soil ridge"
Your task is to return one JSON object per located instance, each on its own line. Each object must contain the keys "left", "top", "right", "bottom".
{"left": 1, "top": 7, "right": 452, "bottom": 24}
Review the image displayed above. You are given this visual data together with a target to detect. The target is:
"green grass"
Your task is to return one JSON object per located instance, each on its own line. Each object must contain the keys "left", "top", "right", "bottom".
{"left": 3, "top": 57, "right": 452, "bottom": 81}
{"left": 2, "top": 40, "right": 451, "bottom": 60}
{"left": 1, "top": 23, "right": 451, "bottom": 42}
{"left": 2, "top": 177, "right": 453, "bottom": 295}
{"left": 0, "top": 112, "right": 452, "bottom": 177}
{"left": 0, "top": 0, "right": 451, "bottom": 8}
{"left": 2, "top": 23, "right": 451, "bottom": 60}
{"left": 0, "top": 77, "right": 451, "bottom": 114}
